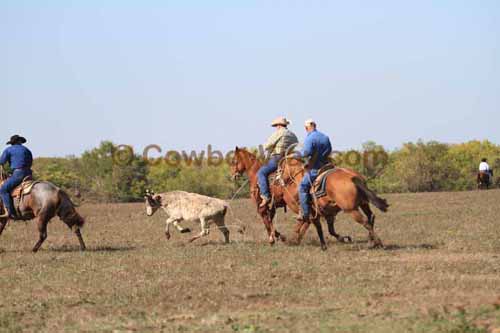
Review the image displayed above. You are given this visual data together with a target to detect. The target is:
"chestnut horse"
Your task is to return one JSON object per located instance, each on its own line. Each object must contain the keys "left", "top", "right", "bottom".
{"left": 278, "top": 156, "right": 388, "bottom": 249}
{"left": 231, "top": 148, "right": 388, "bottom": 250}
{"left": 230, "top": 147, "right": 289, "bottom": 245}
{"left": 0, "top": 168, "right": 86, "bottom": 252}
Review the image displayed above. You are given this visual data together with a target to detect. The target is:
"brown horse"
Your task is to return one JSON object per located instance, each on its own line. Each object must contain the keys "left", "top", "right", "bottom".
{"left": 230, "top": 147, "right": 289, "bottom": 246}
{"left": 231, "top": 148, "right": 388, "bottom": 250}
{"left": 0, "top": 169, "right": 86, "bottom": 253}
{"left": 477, "top": 172, "right": 492, "bottom": 190}
{"left": 278, "top": 156, "right": 388, "bottom": 249}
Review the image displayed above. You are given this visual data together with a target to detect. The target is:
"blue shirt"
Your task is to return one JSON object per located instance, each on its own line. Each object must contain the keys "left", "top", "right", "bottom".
{"left": 301, "top": 130, "right": 332, "bottom": 169}
{"left": 0, "top": 144, "right": 33, "bottom": 169}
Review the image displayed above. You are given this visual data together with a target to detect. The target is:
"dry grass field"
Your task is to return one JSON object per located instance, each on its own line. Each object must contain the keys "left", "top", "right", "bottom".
{"left": 1, "top": 189, "right": 499, "bottom": 332}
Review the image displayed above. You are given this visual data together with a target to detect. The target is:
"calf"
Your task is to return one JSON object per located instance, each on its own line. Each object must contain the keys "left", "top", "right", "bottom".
{"left": 144, "top": 190, "right": 230, "bottom": 243}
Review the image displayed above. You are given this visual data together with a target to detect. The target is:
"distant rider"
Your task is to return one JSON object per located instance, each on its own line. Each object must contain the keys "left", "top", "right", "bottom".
{"left": 0, "top": 135, "right": 33, "bottom": 219}
{"left": 298, "top": 119, "right": 332, "bottom": 222}
{"left": 258, "top": 117, "right": 298, "bottom": 207}
{"left": 479, "top": 158, "right": 493, "bottom": 181}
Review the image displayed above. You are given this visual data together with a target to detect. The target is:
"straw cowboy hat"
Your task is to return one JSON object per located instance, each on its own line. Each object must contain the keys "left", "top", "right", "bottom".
{"left": 6, "top": 135, "right": 27, "bottom": 145}
{"left": 304, "top": 118, "right": 316, "bottom": 127}
{"left": 271, "top": 117, "right": 290, "bottom": 127}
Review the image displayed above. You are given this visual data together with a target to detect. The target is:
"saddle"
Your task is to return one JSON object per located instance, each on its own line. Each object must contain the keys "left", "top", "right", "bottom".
{"left": 311, "top": 163, "right": 337, "bottom": 198}
{"left": 0, "top": 176, "right": 38, "bottom": 199}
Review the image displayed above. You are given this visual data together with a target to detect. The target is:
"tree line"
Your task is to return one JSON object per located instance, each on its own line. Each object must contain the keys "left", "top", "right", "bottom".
{"left": 27, "top": 140, "right": 499, "bottom": 203}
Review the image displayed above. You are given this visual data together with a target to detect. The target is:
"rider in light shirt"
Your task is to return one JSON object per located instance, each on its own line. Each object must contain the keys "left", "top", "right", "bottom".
{"left": 479, "top": 158, "right": 491, "bottom": 174}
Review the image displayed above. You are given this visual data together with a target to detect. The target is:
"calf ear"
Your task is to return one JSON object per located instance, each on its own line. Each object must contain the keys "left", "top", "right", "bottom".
{"left": 235, "top": 146, "right": 239, "bottom": 152}
{"left": 154, "top": 195, "right": 162, "bottom": 203}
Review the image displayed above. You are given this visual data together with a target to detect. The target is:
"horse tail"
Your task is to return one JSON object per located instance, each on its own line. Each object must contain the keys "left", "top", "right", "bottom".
{"left": 56, "top": 189, "right": 85, "bottom": 228}
{"left": 352, "top": 177, "right": 389, "bottom": 212}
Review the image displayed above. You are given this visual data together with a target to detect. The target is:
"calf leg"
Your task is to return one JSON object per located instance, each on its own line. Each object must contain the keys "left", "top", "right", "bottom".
{"left": 189, "top": 217, "right": 210, "bottom": 243}
{"left": 165, "top": 217, "right": 182, "bottom": 240}
{"left": 213, "top": 214, "right": 230, "bottom": 244}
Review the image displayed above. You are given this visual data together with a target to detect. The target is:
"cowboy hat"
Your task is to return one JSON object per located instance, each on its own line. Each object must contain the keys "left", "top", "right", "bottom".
{"left": 271, "top": 116, "right": 290, "bottom": 127}
{"left": 6, "top": 135, "right": 27, "bottom": 145}
{"left": 304, "top": 118, "right": 316, "bottom": 127}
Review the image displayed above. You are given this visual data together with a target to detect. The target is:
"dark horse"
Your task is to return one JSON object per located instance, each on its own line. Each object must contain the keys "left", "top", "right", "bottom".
{"left": 0, "top": 168, "right": 86, "bottom": 253}
{"left": 231, "top": 148, "right": 388, "bottom": 250}
{"left": 477, "top": 172, "right": 492, "bottom": 190}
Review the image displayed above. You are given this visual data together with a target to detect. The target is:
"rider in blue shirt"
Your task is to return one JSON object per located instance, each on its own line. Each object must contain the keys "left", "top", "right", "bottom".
{"left": 298, "top": 119, "right": 332, "bottom": 222}
{"left": 0, "top": 135, "right": 33, "bottom": 219}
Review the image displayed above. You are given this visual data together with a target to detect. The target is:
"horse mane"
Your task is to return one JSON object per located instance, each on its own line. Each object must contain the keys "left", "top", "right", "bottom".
{"left": 236, "top": 148, "right": 257, "bottom": 161}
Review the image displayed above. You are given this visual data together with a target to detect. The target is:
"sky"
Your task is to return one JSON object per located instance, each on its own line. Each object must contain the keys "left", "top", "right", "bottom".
{"left": 2, "top": 0, "right": 499, "bottom": 157}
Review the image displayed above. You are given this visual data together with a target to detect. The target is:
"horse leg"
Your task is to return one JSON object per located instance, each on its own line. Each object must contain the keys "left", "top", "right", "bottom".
{"left": 32, "top": 214, "right": 50, "bottom": 253}
{"left": 259, "top": 212, "right": 275, "bottom": 246}
{"left": 324, "top": 213, "right": 352, "bottom": 244}
{"left": 312, "top": 218, "right": 327, "bottom": 251}
{"left": 0, "top": 219, "right": 7, "bottom": 238}
{"left": 268, "top": 208, "right": 285, "bottom": 243}
{"left": 296, "top": 221, "right": 311, "bottom": 244}
{"left": 351, "top": 208, "right": 383, "bottom": 249}
{"left": 74, "top": 227, "right": 86, "bottom": 251}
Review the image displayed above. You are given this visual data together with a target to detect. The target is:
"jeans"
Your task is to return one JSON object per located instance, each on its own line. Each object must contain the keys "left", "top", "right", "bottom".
{"left": 0, "top": 168, "right": 32, "bottom": 215}
{"left": 299, "top": 169, "right": 319, "bottom": 219}
{"left": 257, "top": 156, "right": 281, "bottom": 199}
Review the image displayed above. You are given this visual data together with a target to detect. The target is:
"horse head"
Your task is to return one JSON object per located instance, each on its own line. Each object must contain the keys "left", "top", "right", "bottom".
{"left": 230, "top": 147, "right": 257, "bottom": 180}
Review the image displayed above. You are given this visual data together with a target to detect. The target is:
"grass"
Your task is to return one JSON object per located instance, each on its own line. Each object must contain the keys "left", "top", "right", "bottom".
{"left": 0, "top": 189, "right": 499, "bottom": 332}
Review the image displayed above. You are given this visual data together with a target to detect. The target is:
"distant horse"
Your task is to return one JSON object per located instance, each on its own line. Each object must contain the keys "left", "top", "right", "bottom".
{"left": 477, "top": 172, "right": 492, "bottom": 190}
{"left": 230, "top": 148, "right": 388, "bottom": 250}
{"left": 277, "top": 156, "right": 388, "bottom": 249}
{"left": 0, "top": 168, "right": 86, "bottom": 253}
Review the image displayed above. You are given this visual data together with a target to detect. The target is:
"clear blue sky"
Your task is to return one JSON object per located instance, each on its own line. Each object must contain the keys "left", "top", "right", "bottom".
{"left": 2, "top": 1, "right": 499, "bottom": 157}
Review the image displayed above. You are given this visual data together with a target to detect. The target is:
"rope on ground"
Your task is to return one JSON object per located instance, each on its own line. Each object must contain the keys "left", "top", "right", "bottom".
{"left": 226, "top": 179, "right": 250, "bottom": 242}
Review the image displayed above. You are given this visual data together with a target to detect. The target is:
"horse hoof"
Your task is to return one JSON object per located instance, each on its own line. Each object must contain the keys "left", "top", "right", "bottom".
{"left": 341, "top": 236, "right": 353, "bottom": 244}
{"left": 165, "top": 233, "right": 171, "bottom": 240}
{"left": 181, "top": 228, "right": 191, "bottom": 234}
{"left": 369, "top": 242, "right": 384, "bottom": 249}
{"left": 321, "top": 245, "right": 328, "bottom": 251}
{"left": 279, "top": 235, "right": 287, "bottom": 242}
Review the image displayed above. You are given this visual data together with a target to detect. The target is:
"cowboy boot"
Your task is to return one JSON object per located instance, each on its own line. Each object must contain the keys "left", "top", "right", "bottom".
{"left": 259, "top": 195, "right": 270, "bottom": 208}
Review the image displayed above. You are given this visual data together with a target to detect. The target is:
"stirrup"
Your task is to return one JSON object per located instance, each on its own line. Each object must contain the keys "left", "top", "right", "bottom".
{"left": 0, "top": 211, "right": 8, "bottom": 219}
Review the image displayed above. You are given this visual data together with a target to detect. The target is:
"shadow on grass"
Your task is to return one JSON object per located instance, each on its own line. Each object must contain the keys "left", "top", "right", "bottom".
{"left": 339, "top": 243, "right": 439, "bottom": 252}
{"left": 50, "top": 245, "right": 137, "bottom": 253}
{"left": 383, "top": 243, "right": 439, "bottom": 251}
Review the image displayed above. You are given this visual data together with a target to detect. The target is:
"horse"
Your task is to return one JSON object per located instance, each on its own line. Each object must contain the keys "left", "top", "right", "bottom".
{"left": 477, "top": 172, "right": 492, "bottom": 190}
{"left": 277, "top": 156, "right": 388, "bottom": 249}
{"left": 0, "top": 168, "right": 86, "bottom": 253}
{"left": 231, "top": 147, "right": 388, "bottom": 250}
{"left": 230, "top": 147, "right": 289, "bottom": 246}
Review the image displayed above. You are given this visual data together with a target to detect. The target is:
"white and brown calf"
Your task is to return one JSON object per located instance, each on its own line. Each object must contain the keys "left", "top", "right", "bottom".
{"left": 144, "top": 190, "right": 230, "bottom": 243}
